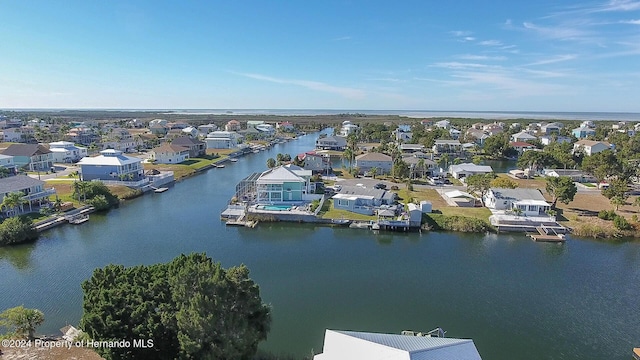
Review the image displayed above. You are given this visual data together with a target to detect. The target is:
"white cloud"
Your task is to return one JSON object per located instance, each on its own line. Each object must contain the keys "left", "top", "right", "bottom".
{"left": 431, "top": 62, "right": 497, "bottom": 70}
{"left": 450, "top": 30, "right": 472, "bottom": 37}
{"left": 600, "top": 0, "right": 640, "bottom": 12}
{"left": 332, "top": 36, "right": 352, "bottom": 41}
{"left": 620, "top": 19, "right": 640, "bottom": 24}
{"left": 457, "top": 54, "right": 507, "bottom": 61}
{"left": 524, "top": 54, "right": 577, "bottom": 66}
{"left": 479, "top": 40, "right": 503, "bottom": 46}
{"left": 522, "top": 22, "right": 589, "bottom": 40}
{"left": 235, "top": 72, "right": 365, "bottom": 99}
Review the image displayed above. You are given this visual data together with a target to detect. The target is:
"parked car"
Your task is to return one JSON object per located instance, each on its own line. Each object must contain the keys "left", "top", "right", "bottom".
{"left": 374, "top": 183, "right": 386, "bottom": 189}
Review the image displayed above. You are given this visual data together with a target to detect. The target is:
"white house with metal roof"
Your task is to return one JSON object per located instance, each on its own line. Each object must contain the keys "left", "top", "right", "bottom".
{"left": 354, "top": 153, "right": 393, "bottom": 175}
{"left": 332, "top": 185, "right": 396, "bottom": 215}
{"left": 77, "top": 149, "right": 144, "bottom": 182}
{"left": 449, "top": 163, "right": 493, "bottom": 179}
{"left": 314, "top": 330, "right": 482, "bottom": 360}
{"left": 483, "top": 188, "right": 550, "bottom": 216}
{"left": 48, "top": 141, "right": 88, "bottom": 163}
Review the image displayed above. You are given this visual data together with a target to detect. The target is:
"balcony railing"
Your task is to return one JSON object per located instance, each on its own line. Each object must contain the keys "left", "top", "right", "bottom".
{"left": 23, "top": 188, "right": 57, "bottom": 201}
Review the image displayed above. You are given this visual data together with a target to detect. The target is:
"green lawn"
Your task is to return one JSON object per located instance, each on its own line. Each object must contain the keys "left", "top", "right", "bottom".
{"left": 319, "top": 200, "right": 377, "bottom": 221}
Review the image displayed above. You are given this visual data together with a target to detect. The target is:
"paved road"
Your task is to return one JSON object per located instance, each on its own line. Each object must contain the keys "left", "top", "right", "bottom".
{"left": 28, "top": 164, "right": 80, "bottom": 181}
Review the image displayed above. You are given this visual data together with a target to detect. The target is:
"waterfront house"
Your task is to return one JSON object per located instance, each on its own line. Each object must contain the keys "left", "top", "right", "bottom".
{"left": 571, "top": 126, "right": 596, "bottom": 139}
{"left": 432, "top": 139, "right": 462, "bottom": 154}
{"left": 316, "top": 136, "right": 347, "bottom": 151}
{"left": 449, "top": 128, "right": 462, "bottom": 139}
{"left": 354, "top": 153, "right": 393, "bottom": 175}
{"left": 543, "top": 169, "right": 596, "bottom": 183}
{"left": 255, "top": 165, "right": 312, "bottom": 203}
{"left": 0, "top": 175, "right": 56, "bottom": 215}
{"left": 449, "top": 163, "right": 493, "bottom": 179}
{"left": 394, "top": 129, "right": 412, "bottom": 142}
{"left": 313, "top": 329, "right": 482, "bottom": 360}
{"left": 150, "top": 143, "right": 190, "bottom": 164}
{"left": 540, "top": 122, "right": 562, "bottom": 135}
{"left": 276, "top": 121, "right": 295, "bottom": 131}
{"left": 0, "top": 154, "right": 17, "bottom": 174}
{"left": 339, "top": 121, "right": 358, "bottom": 137}
{"left": 402, "top": 155, "right": 437, "bottom": 178}
{"left": 572, "top": 140, "right": 611, "bottom": 156}
{"left": 1, "top": 144, "right": 53, "bottom": 171}
{"left": 66, "top": 126, "right": 99, "bottom": 145}
{"left": 255, "top": 123, "right": 276, "bottom": 135}
{"left": 2, "top": 127, "right": 25, "bottom": 142}
{"left": 149, "top": 123, "right": 169, "bottom": 136}
{"left": 511, "top": 131, "right": 537, "bottom": 143}
{"left": 101, "top": 128, "right": 142, "bottom": 153}
{"left": 435, "top": 119, "right": 451, "bottom": 129}
{"left": 509, "top": 141, "right": 536, "bottom": 155}
{"left": 482, "top": 123, "right": 504, "bottom": 136}
{"left": 247, "top": 120, "right": 265, "bottom": 129}
{"left": 399, "top": 144, "right": 425, "bottom": 153}
{"left": 300, "top": 152, "right": 331, "bottom": 174}
{"left": 225, "top": 120, "right": 242, "bottom": 132}
{"left": 540, "top": 135, "right": 572, "bottom": 145}
{"left": 332, "top": 185, "right": 395, "bottom": 215}
{"left": 77, "top": 149, "right": 144, "bottom": 182}
{"left": 197, "top": 123, "right": 218, "bottom": 135}
{"left": 465, "top": 128, "right": 490, "bottom": 146}
{"left": 48, "top": 141, "right": 88, "bottom": 163}
{"left": 205, "top": 131, "right": 238, "bottom": 149}
{"left": 171, "top": 136, "right": 206, "bottom": 157}
{"left": 483, "top": 188, "right": 550, "bottom": 216}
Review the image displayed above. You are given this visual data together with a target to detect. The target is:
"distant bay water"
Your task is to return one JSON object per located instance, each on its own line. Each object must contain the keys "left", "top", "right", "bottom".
{"left": 158, "top": 109, "right": 640, "bottom": 121}
{"left": 4, "top": 108, "right": 640, "bottom": 121}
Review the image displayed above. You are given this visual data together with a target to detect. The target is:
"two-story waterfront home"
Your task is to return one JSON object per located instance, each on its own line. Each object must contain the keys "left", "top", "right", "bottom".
{"left": 432, "top": 139, "right": 462, "bottom": 154}
{"left": 172, "top": 136, "right": 206, "bottom": 157}
{"left": 205, "top": 131, "right": 239, "bottom": 149}
{"left": 149, "top": 143, "right": 190, "bottom": 164}
{"left": 255, "top": 165, "right": 312, "bottom": 203}
{"left": 299, "top": 152, "right": 331, "bottom": 174}
{"left": 0, "top": 154, "right": 17, "bottom": 174}
{"left": 225, "top": 120, "right": 242, "bottom": 132}
{"left": 339, "top": 121, "right": 358, "bottom": 137}
{"left": 1, "top": 144, "right": 53, "bottom": 171}
{"left": 354, "top": 153, "right": 393, "bottom": 175}
{"left": 510, "top": 131, "right": 537, "bottom": 143}
{"left": 572, "top": 140, "right": 612, "bottom": 156}
{"left": 77, "top": 149, "right": 144, "bottom": 182}
{"left": 0, "top": 175, "right": 56, "bottom": 215}
{"left": 402, "top": 155, "right": 437, "bottom": 178}
{"left": 571, "top": 126, "right": 596, "bottom": 139}
{"left": 316, "top": 136, "right": 347, "bottom": 151}
{"left": 48, "top": 141, "right": 88, "bottom": 163}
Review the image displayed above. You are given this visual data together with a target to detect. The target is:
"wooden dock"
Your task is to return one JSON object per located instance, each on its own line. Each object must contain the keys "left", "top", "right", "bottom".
{"left": 527, "top": 225, "right": 566, "bottom": 242}
{"left": 226, "top": 219, "right": 258, "bottom": 228}
{"left": 633, "top": 347, "right": 640, "bottom": 360}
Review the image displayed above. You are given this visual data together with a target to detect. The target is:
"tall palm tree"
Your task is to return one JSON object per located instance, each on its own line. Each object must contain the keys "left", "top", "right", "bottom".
{"left": 342, "top": 148, "right": 354, "bottom": 170}
{"left": 2, "top": 192, "right": 27, "bottom": 217}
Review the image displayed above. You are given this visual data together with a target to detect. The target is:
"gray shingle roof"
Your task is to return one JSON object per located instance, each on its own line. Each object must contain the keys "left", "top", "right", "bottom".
{"left": 2, "top": 144, "right": 51, "bottom": 157}
{"left": 0, "top": 175, "right": 45, "bottom": 194}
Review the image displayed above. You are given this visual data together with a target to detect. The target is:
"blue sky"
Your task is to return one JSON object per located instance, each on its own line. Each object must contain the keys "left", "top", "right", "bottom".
{"left": 1, "top": 0, "right": 640, "bottom": 111}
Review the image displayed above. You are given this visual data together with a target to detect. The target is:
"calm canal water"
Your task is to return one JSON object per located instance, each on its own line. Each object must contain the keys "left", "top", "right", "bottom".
{"left": 1, "top": 132, "right": 639, "bottom": 360}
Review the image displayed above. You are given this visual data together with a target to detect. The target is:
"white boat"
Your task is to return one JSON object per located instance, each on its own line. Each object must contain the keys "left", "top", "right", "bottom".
{"left": 154, "top": 187, "right": 168, "bottom": 193}
{"left": 68, "top": 214, "right": 89, "bottom": 225}
{"left": 230, "top": 158, "right": 238, "bottom": 162}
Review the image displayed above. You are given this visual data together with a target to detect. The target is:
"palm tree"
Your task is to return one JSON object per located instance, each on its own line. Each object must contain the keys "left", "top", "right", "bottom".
{"left": 342, "top": 148, "right": 354, "bottom": 170}
{"left": 266, "top": 158, "right": 276, "bottom": 168}
{"left": 417, "top": 159, "right": 426, "bottom": 178}
{"left": 369, "top": 167, "right": 378, "bottom": 179}
{"left": 2, "top": 192, "right": 27, "bottom": 217}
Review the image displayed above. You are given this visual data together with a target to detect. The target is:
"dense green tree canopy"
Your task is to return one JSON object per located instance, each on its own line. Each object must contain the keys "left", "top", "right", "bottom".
{"left": 465, "top": 173, "right": 496, "bottom": 204}
{"left": 545, "top": 176, "right": 577, "bottom": 208}
{"left": 0, "top": 305, "right": 44, "bottom": 339}
{"left": 80, "top": 253, "right": 271, "bottom": 360}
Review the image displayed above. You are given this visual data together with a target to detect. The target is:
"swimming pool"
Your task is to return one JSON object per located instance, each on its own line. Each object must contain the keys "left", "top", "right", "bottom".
{"left": 257, "top": 205, "right": 292, "bottom": 211}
